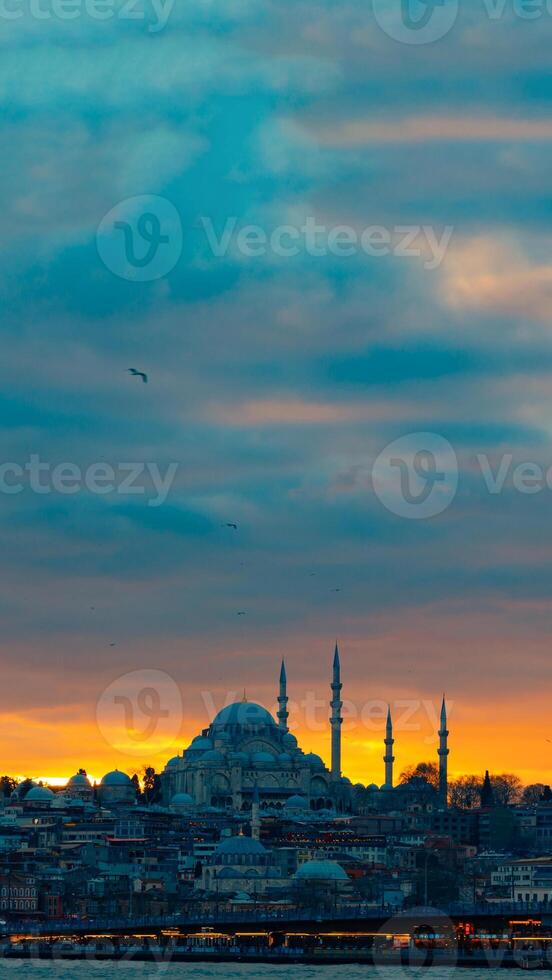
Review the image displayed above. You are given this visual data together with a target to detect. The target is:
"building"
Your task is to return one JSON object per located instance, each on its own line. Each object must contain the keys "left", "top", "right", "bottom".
{"left": 161, "top": 648, "right": 353, "bottom": 813}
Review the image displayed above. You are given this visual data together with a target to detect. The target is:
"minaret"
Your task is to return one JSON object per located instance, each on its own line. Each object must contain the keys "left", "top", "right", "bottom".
{"left": 330, "top": 643, "right": 343, "bottom": 780}
{"left": 384, "top": 705, "right": 395, "bottom": 789}
{"left": 277, "top": 659, "right": 289, "bottom": 733}
{"left": 438, "top": 695, "right": 449, "bottom": 807}
{"left": 251, "top": 784, "right": 261, "bottom": 841}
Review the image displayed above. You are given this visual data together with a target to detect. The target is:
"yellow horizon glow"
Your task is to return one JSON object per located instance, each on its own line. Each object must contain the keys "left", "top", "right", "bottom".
{"left": 1, "top": 705, "right": 550, "bottom": 790}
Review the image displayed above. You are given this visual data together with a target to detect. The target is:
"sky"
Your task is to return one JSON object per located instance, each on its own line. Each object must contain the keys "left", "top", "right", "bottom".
{"left": 1, "top": 0, "right": 552, "bottom": 788}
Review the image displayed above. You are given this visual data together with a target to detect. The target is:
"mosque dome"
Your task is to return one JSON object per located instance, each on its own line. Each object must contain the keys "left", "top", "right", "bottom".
{"left": 101, "top": 770, "right": 132, "bottom": 786}
{"left": 296, "top": 859, "right": 349, "bottom": 881}
{"left": 67, "top": 773, "right": 91, "bottom": 786}
{"left": 25, "top": 786, "right": 55, "bottom": 803}
{"left": 285, "top": 794, "right": 307, "bottom": 809}
{"left": 165, "top": 756, "right": 181, "bottom": 768}
{"left": 218, "top": 867, "right": 242, "bottom": 879}
{"left": 304, "top": 752, "right": 324, "bottom": 768}
{"left": 367, "top": 783, "right": 379, "bottom": 791}
{"left": 212, "top": 702, "right": 275, "bottom": 729}
{"left": 187, "top": 736, "right": 212, "bottom": 752}
{"left": 170, "top": 792, "right": 194, "bottom": 807}
{"left": 251, "top": 751, "right": 276, "bottom": 764}
{"left": 214, "top": 835, "right": 267, "bottom": 857}
{"left": 283, "top": 732, "right": 298, "bottom": 748}
{"left": 279, "top": 752, "right": 292, "bottom": 762}
{"left": 202, "top": 749, "right": 224, "bottom": 763}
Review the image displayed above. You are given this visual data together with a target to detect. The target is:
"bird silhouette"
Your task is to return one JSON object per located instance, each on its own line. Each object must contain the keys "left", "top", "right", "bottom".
{"left": 128, "top": 368, "right": 148, "bottom": 384}
{"left": 237, "top": 611, "right": 246, "bottom": 616}
{"left": 223, "top": 523, "right": 238, "bottom": 530}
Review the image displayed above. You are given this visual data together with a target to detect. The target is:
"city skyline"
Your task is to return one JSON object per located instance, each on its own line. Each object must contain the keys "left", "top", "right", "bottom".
{"left": 2, "top": 644, "right": 548, "bottom": 789}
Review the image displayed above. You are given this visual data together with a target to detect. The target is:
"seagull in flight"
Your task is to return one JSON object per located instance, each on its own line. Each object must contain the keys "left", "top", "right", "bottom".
{"left": 237, "top": 611, "right": 246, "bottom": 616}
{"left": 128, "top": 368, "right": 148, "bottom": 384}
{"left": 223, "top": 522, "right": 238, "bottom": 530}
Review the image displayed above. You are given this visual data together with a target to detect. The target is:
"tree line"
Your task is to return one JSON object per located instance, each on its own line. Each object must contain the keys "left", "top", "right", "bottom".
{"left": 399, "top": 761, "right": 551, "bottom": 807}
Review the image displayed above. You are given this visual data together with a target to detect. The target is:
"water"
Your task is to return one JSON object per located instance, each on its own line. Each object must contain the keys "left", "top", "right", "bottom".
{"left": 0, "top": 965, "right": 535, "bottom": 979}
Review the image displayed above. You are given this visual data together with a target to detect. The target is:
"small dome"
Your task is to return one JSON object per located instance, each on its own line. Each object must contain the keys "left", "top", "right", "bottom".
{"left": 212, "top": 702, "right": 275, "bottom": 729}
{"left": 101, "top": 770, "right": 132, "bottom": 786}
{"left": 304, "top": 752, "right": 324, "bottom": 768}
{"left": 218, "top": 867, "right": 242, "bottom": 879}
{"left": 251, "top": 751, "right": 275, "bottom": 764}
{"left": 165, "top": 756, "right": 181, "bottom": 768}
{"left": 187, "top": 736, "right": 213, "bottom": 752}
{"left": 285, "top": 794, "right": 307, "bottom": 809}
{"left": 296, "top": 859, "right": 349, "bottom": 881}
{"left": 214, "top": 835, "right": 267, "bottom": 856}
{"left": 170, "top": 792, "right": 194, "bottom": 807}
{"left": 202, "top": 749, "right": 224, "bottom": 763}
{"left": 25, "top": 786, "right": 55, "bottom": 803}
{"left": 283, "top": 733, "right": 298, "bottom": 748}
{"left": 67, "top": 773, "right": 91, "bottom": 786}
{"left": 279, "top": 752, "right": 292, "bottom": 762}
{"left": 232, "top": 891, "right": 253, "bottom": 902}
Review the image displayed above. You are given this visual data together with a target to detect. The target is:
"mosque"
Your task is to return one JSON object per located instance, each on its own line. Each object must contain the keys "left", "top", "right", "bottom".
{"left": 9, "top": 644, "right": 451, "bottom": 816}
{"left": 160, "top": 645, "right": 354, "bottom": 813}
{"left": 160, "top": 644, "right": 451, "bottom": 814}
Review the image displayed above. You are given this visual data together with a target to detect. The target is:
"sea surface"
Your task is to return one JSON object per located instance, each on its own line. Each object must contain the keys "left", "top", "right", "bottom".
{"left": 0, "top": 964, "right": 537, "bottom": 979}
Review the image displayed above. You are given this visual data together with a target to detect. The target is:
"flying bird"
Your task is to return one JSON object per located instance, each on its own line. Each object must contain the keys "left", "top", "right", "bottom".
{"left": 223, "top": 523, "right": 238, "bottom": 530}
{"left": 237, "top": 611, "right": 246, "bottom": 616}
{"left": 128, "top": 368, "right": 148, "bottom": 384}
{"left": 331, "top": 588, "right": 342, "bottom": 593}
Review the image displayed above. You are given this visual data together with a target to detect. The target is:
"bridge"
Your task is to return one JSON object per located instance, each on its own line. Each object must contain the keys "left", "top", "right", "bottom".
{"left": 5, "top": 901, "right": 552, "bottom": 939}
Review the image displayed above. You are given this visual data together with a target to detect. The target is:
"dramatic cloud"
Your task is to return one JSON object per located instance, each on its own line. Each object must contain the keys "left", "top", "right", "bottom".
{"left": 0, "top": 0, "right": 551, "bottom": 786}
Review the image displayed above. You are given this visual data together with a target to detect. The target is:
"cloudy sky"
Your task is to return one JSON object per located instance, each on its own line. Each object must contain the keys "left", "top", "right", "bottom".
{"left": 2, "top": 0, "right": 552, "bottom": 786}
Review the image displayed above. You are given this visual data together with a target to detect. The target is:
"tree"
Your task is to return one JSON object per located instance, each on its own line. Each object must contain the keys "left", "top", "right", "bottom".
{"left": 490, "top": 773, "right": 523, "bottom": 806}
{"left": 449, "top": 775, "right": 482, "bottom": 809}
{"left": 141, "top": 766, "right": 162, "bottom": 804}
{"left": 0, "top": 776, "right": 17, "bottom": 798}
{"left": 522, "top": 783, "right": 547, "bottom": 804}
{"left": 130, "top": 774, "right": 142, "bottom": 799}
{"left": 399, "top": 762, "right": 439, "bottom": 790}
